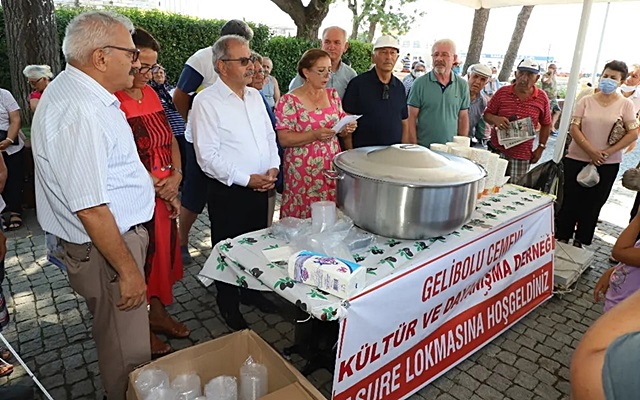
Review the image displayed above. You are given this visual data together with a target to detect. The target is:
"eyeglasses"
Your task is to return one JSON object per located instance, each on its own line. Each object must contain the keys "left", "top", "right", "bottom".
{"left": 432, "top": 52, "right": 451, "bottom": 58}
{"left": 138, "top": 64, "right": 161, "bottom": 74}
{"left": 382, "top": 84, "right": 390, "bottom": 100}
{"left": 28, "top": 77, "right": 43, "bottom": 86}
{"left": 103, "top": 45, "right": 140, "bottom": 62}
{"left": 310, "top": 68, "right": 332, "bottom": 77}
{"left": 221, "top": 55, "right": 257, "bottom": 66}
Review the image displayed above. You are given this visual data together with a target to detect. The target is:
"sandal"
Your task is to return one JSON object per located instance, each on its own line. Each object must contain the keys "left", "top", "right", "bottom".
{"left": 150, "top": 317, "right": 190, "bottom": 339}
{"left": 150, "top": 332, "right": 171, "bottom": 358}
{"left": 5, "top": 213, "right": 22, "bottom": 231}
{"left": 0, "top": 357, "right": 13, "bottom": 377}
{"left": 0, "top": 347, "right": 11, "bottom": 361}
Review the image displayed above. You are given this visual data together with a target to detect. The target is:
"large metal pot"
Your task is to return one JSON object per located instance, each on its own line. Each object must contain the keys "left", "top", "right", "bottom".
{"left": 327, "top": 144, "right": 486, "bottom": 240}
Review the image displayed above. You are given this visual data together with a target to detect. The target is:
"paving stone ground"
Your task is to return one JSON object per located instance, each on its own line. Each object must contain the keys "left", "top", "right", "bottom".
{"left": 0, "top": 136, "right": 637, "bottom": 399}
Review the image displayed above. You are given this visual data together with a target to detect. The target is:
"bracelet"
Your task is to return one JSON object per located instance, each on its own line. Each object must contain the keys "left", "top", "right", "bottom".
{"left": 539, "top": 143, "right": 546, "bottom": 148}
{"left": 172, "top": 167, "right": 183, "bottom": 175}
{"left": 5, "top": 137, "right": 14, "bottom": 144}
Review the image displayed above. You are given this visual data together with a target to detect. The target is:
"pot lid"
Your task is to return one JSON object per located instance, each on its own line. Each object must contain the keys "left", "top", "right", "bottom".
{"left": 333, "top": 144, "right": 486, "bottom": 186}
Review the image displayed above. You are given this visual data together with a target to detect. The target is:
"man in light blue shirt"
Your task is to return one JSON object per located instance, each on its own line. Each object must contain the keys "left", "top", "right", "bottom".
{"left": 288, "top": 26, "right": 357, "bottom": 98}
{"left": 31, "top": 11, "right": 154, "bottom": 400}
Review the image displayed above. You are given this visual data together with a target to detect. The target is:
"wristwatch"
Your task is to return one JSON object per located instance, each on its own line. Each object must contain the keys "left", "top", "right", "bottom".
{"left": 539, "top": 143, "right": 547, "bottom": 148}
{"left": 172, "top": 167, "right": 183, "bottom": 175}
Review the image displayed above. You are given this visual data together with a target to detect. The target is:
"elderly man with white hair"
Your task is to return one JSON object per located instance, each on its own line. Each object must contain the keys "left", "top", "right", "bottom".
{"left": 467, "top": 63, "right": 492, "bottom": 146}
{"left": 407, "top": 38, "right": 470, "bottom": 148}
{"left": 31, "top": 11, "right": 154, "bottom": 400}
{"left": 22, "top": 64, "right": 54, "bottom": 112}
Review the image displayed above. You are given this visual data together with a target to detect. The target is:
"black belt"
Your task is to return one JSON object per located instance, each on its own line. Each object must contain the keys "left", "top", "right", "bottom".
{"left": 127, "top": 224, "right": 143, "bottom": 232}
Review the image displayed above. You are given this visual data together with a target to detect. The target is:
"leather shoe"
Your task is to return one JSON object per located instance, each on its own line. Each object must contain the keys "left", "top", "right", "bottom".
{"left": 241, "top": 292, "right": 279, "bottom": 314}
{"left": 221, "top": 308, "right": 249, "bottom": 331}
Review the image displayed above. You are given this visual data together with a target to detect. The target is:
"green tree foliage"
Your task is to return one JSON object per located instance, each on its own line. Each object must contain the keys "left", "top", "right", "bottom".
{"left": 347, "top": 0, "right": 423, "bottom": 43}
{"left": 0, "top": 7, "right": 373, "bottom": 93}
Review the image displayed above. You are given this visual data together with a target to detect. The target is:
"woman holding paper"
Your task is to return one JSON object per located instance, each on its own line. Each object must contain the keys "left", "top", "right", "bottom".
{"left": 556, "top": 61, "right": 638, "bottom": 248}
{"left": 275, "top": 49, "right": 357, "bottom": 218}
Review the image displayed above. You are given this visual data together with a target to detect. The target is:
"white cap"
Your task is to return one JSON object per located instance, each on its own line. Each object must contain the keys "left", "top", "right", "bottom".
{"left": 373, "top": 35, "right": 400, "bottom": 51}
{"left": 469, "top": 63, "right": 492, "bottom": 78}
{"left": 517, "top": 58, "right": 541, "bottom": 74}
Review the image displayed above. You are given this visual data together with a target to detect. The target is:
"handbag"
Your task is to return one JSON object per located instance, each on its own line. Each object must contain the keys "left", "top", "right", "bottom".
{"left": 622, "top": 161, "right": 640, "bottom": 191}
{"left": 607, "top": 118, "right": 626, "bottom": 145}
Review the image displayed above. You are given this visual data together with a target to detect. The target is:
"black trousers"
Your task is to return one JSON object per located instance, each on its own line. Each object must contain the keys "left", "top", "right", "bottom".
{"left": 2, "top": 148, "right": 24, "bottom": 214}
{"left": 207, "top": 178, "right": 268, "bottom": 314}
{"left": 556, "top": 158, "right": 618, "bottom": 245}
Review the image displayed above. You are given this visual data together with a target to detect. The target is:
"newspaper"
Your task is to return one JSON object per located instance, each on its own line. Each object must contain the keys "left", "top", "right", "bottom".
{"left": 497, "top": 117, "right": 535, "bottom": 149}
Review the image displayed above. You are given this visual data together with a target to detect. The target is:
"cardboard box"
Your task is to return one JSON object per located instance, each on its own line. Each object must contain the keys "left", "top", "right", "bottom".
{"left": 126, "top": 329, "right": 326, "bottom": 400}
{"left": 259, "top": 382, "right": 316, "bottom": 400}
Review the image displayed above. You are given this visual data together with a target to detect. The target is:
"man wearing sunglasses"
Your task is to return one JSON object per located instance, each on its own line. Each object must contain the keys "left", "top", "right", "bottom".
{"left": 191, "top": 35, "right": 279, "bottom": 331}
{"left": 31, "top": 11, "right": 154, "bottom": 400}
{"left": 172, "top": 19, "right": 253, "bottom": 267}
{"left": 341, "top": 35, "right": 409, "bottom": 149}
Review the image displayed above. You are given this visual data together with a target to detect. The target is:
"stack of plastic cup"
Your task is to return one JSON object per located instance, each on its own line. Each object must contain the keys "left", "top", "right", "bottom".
{"left": 495, "top": 159, "right": 510, "bottom": 191}
{"left": 485, "top": 153, "right": 500, "bottom": 194}
{"left": 311, "top": 201, "right": 336, "bottom": 233}
{"left": 430, "top": 143, "right": 449, "bottom": 153}
{"left": 205, "top": 376, "right": 238, "bottom": 400}
{"left": 452, "top": 136, "right": 471, "bottom": 147}
{"left": 239, "top": 363, "right": 268, "bottom": 400}
{"left": 450, "top": 146, "right": 470, "bottom": 159}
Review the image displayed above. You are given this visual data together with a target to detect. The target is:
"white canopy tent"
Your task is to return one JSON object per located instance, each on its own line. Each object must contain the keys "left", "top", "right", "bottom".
{"left": 447, "top": 0, "right": 637, "bottom": 163}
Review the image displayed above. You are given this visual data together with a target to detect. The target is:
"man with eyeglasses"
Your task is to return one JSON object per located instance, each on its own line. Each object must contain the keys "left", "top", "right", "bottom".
{"left": 341, "top": 35, "right": 408, "bottom": 149}
{"left": 191, "top": 35, "right": 279, "bottom": 331}
{"left": 172, "top": 19, "right": 254, "bottom": 266}
{"left": 289, "top": 26, "right": 357, "bottom": 99}
{"left": 407, "top": 38, "right": 470, "bottom": 148}
{"left": 30, "top": 11, "right": 154, "bottom": 400}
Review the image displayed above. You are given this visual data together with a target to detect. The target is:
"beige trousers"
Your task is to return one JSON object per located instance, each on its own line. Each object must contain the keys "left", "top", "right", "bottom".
{"left": 62, "top": 226, "right": 151, "bottom": 400}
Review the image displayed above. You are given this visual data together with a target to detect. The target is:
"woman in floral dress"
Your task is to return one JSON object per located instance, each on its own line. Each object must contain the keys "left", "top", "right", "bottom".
{"left": 275, "top": 49, "right": 356, "bottom": 218}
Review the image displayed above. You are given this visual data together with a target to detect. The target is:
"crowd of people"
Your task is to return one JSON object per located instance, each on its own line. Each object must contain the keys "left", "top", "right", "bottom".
{"left": 0, "top": 6, "right": 634, "bottom": 400}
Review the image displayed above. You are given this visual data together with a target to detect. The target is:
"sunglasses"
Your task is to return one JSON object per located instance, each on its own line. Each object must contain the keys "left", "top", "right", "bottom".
{"left": 138, "top": 64, "right": 161, "bottom": 74}
{"left": 382, "top": 84, "right": 390, "bottom": 100}
{"left": 103, "top": 45, "right": 140, "bottom": 62}
{"left": 221, "top": 55, "right": 257, "bottom": 66}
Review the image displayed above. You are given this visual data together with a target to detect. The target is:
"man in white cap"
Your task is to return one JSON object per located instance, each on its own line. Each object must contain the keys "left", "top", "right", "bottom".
{"left": 467, "top": 63, "right": 492, "bottom": 146}
{"left": 484, "top": 58, "right": 552, "bottom": 182}
{"left": 342, "top": 35, "right": 408, "bottom": 148}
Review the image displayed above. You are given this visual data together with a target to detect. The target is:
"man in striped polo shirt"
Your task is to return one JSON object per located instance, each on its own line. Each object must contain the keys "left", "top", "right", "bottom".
{"left": 31, "top": 11, "right": 155, "bottom": 400}
{"left": 485, "top": 59, "right": 552, "bottom": 182}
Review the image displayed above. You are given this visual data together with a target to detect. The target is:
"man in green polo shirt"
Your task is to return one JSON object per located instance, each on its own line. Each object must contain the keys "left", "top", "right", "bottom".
{"left": 407, "top": 39, "right": 470, "bottom": 148}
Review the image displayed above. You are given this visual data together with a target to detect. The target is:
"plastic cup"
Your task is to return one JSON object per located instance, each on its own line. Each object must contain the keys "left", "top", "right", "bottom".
{"left": 311, "top": 201, "right": 336, "bottom": 233}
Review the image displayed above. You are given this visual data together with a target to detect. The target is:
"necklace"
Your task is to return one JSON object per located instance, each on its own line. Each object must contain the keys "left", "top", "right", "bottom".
{"left": 125, "top": 89, "right": 143, "bottom": 104}
{"left": 596, "top": 93, "right": 617, "bottom": 107}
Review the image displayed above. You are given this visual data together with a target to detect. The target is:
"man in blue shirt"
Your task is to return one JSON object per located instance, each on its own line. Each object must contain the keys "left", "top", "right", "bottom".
{"left": 342, "top": 35, "right": 408, "bottom": 149}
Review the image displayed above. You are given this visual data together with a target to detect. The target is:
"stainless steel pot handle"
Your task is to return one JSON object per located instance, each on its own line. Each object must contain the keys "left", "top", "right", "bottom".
{"left": 323, "top": 169, "right": 344, "bottom": 180}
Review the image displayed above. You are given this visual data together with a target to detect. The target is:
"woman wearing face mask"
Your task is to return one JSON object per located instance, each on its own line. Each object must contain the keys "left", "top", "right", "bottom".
{"left": 402, "top": 61, "right": 425, "bottom": 97}
{"left": 556, "top": 60, "right": 639, "bottom": 248}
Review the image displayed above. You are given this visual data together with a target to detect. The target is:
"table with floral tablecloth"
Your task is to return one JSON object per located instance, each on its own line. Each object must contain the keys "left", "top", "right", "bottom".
{"left": 198, "top": 184, "right": 553, "bottom": 321}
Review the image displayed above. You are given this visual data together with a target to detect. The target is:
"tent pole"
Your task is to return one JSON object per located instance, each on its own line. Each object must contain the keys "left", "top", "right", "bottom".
{"left": 591, "top": 2, "right": 610, "bottom": 86}
{"left": 552, "top": 0, "right": 594, "bottom": 163}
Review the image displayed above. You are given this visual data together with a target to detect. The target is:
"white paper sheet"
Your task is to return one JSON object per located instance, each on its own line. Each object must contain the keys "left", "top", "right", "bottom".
{"left": 334, "top": 115, "right": 361, "bottom": 133}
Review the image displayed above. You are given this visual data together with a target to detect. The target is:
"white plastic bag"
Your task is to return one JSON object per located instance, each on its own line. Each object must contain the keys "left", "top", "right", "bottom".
{"left": 204, "top": 376, "right": 238, "bottom": 400}
{"left": 239, "top": 357, "right": 268, "bottom": 400}
{"left": 171, "top": 373, "right": 202, "bottom": 400}
{"left": 577, "top": 163, "right": 600, "bottom": 188}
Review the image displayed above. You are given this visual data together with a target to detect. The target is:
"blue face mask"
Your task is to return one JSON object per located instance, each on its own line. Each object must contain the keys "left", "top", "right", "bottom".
{"left": 599, "top": 78, "right": 619, "bottom": 94}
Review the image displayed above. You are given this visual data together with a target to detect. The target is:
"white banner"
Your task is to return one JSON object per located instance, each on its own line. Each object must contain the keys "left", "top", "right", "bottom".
{"left": 333, "top": 204, "right": 554, "bottom": 400}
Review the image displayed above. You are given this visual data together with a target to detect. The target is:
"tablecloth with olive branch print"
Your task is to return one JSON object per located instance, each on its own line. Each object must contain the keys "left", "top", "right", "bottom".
{"left": 198, "top": 185, "right": 553, "bottom": 321}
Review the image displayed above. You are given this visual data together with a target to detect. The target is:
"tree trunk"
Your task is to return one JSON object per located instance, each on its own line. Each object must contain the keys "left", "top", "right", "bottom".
{"left": 366, "top": 18, "right": 378, "bottom": 43}
{"left": 1, "top": 0, "right": 60, "bottom": 125}
{"left": 271, "top": 0, "right": 333, "bottom": 40}
{"left": 498, "top": 5, "right": 534, "bottom": 83}
{"left": 462, "top": 7, "right": 490, "bottom": 76}
{"left": 348, "top": 0, "right": 359, "bottom": 40}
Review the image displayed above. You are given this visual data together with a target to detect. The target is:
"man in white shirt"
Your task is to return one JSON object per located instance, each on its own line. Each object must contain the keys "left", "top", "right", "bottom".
{"left": 172, "top": 19, "right": 253, "bottom": 265}
{"left": 31, "top": 11, "right": 155, "bottom": 400}
{"left": 191, "top": 35, "right": 280, "bottom": 330}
